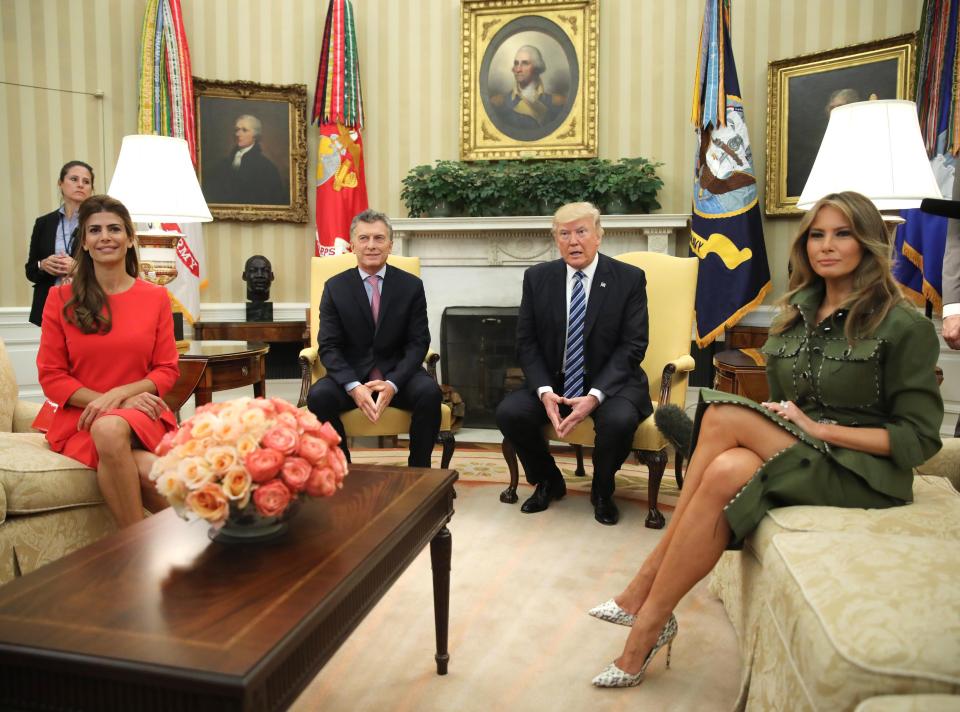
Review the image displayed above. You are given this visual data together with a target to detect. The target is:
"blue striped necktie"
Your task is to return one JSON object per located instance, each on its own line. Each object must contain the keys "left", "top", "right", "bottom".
{"left": 563, "top": 270, "right": 586, "bottom": 398}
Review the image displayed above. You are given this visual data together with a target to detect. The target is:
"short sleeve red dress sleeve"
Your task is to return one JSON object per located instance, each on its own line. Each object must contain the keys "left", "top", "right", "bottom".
{"left": 37, "top": 280, "right": 180, "bottom": 468}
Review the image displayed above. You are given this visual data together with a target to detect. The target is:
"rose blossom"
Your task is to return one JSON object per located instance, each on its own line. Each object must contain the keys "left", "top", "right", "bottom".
{"left": 297, "top": 410, "right": 323, "bottom": 435}
{"left": 239, "top": 406, "right": 267, "bottom": 431}
{"left": 275, "top": 412, "right": 299, "bottom": 430}
{"left": 236, "top": 433, "right": 260, "bottom": 458}
{"left": 155, "top": 431, "right": 176, "bottom": 456}
{"left": 298, "top": 434, "right": 329, "bottom": 465}
{"left": 249, "top": 398, "right": 277, "bottom": 415}
{"left": 317, "top": 422, "right": 342, "bottom": 446}
{"left": 261, "top": 425, "right": 299, "bottom": 455}
{"left": 281, "top": 456, "right": 312, "bottom": 493}
{"left": 154, "top": 472, "right": 188, "bottom": 509}
{"left": 213, "top": 415, "right": 245, "bottom": 443}
{"left": 172, "top": 424, "right": 193, "bottom": 446}
{"left": 185, "top": 483, "right": 229, "bottom": 523}
{"left": 189, "top": 412, "right": 220, "bottom": 440}
{"left": 253, "top": 479, "right": 293, "bottom": 517}
{"left": 244, "top": 447, "right": 285, "bottom": 482}
{"left": 177, "top": 457, "right": 215, "bottom": 489}
{"left": 221, "top": 467, "right": 252, "bottom": 507}
{"left": 205, "top": 445, "right": 239, "bottom": 474}
{"left": 272, "top": 398, "right": 298, "bottom": 415}
{"left": 306, "top": 466, "right": 337, "bottom": 497}
{"left": 179, "top": 436, "right": 210, "bottom": 459}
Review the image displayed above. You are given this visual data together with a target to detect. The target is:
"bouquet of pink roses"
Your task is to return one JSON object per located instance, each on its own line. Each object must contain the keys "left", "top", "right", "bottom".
{"left": 150, "top": 396, "right": 347, "bottom": 527}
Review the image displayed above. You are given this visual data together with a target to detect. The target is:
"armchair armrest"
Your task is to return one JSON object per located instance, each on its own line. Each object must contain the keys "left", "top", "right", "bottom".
{"left": 915, "top": 438, "right": 960, "bottom": 490}
{"left": 425, "top": 350, "right": 440, "bottom": 381}
{"left": 13, "top": 400, "right": 41, "bottom": 433}
{"left": 297, "top": 346, "right": 326, "bottom": 408}
{"left": 656, "top": 354, "right": 696, "bottom": 406}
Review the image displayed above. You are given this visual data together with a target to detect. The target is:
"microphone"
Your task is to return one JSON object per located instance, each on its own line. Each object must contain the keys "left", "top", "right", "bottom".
{"left": 654, "top": 404, "right": 694, "bottom": 459}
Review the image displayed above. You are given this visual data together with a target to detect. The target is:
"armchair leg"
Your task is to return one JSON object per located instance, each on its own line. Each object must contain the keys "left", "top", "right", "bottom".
{"left": 674, "top": 451, "right": 684, "bottom": 489}
{"left": 637, "top": 449, "right": 667, "bottom": 529}
{"left": 439, "top": 430, "right": 456, "bottom": 469}
{"left": 500, "top": 438, "right": 520, "bottom": 504}
{"left": 573, "top": 444, "right": 586, "bottom": 477}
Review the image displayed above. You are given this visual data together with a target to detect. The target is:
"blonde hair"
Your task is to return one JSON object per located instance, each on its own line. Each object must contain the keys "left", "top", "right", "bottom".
{"left": 552, "top": 201, "right": 603, "bottom": 237}
{"left": 770, "top": 191, "right": 902, "bottom": 342}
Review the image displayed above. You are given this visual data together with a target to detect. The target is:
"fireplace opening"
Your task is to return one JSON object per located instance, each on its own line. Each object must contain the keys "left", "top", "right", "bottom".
{"left": 440, "top": 307, "right": 520, "bottom": 429}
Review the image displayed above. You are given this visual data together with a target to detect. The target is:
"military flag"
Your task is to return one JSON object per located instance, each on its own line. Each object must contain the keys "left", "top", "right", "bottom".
{"left": 690, "top": 0, "right": 771, "bottom": 346}
{"left": 137, "top": 0, "right": 206, "bottom": 324}
{"left": 313, "top": 0, "right": 369, "bottom": 256}
{"left": 894, "top": 0, "right": 959, "bottom": 311}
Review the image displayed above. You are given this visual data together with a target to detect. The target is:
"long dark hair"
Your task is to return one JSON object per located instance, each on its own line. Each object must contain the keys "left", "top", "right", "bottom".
{"left": 770, "top": 191, "right": 902, "bottom": 342}
{"left": 62, "top": 195, "right": 139, "bottom": 334}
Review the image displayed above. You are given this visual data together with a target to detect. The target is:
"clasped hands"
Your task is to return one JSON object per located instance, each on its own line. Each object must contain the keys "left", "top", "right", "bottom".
{"left": 541, "top": 391, "right": 599, "bottom": 438}
{"left": 40, "top": 253, "right": 75, "bottom": 278}
{"left": 77, "top": 387, "right": 168, "bottom": 431}
{"left": 760, "top": 399, "right": 819, "bottom": 437}
{"left": 350, "top": 380, "right": 396, "bottom": 423}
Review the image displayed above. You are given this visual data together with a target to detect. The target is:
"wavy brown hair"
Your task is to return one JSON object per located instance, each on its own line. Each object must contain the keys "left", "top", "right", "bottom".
{"left": 770, "top": 191, "right": 902, "bottom": 343}
{"left": 62, "top": 195, "right": 139, "bottom": 334}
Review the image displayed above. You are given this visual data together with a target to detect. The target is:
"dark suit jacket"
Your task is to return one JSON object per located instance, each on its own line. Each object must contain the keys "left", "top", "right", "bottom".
{"left": 25, "top": 209, "right": 76, "bottom": 327}
{"left": 516, "top": 253, "right": 653, "bottom": 418}
{"left": 203, "top": 143, "right": 286, "bottom": 206}
{"left": 319, "top": 264, "right": 431, "bottom": 390}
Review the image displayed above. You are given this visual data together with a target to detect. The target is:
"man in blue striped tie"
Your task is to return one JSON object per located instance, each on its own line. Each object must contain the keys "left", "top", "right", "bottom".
{"left": 496, "top": 202, "right": 653, "bottom": 525}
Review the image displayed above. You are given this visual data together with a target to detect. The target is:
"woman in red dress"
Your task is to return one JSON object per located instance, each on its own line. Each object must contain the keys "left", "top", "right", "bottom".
{"left": 37, "top": 195, "right": 179, "bottom": 527}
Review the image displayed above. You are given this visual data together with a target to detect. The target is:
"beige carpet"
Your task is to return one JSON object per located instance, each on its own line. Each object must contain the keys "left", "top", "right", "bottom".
{"left": 290, "top": 481, "right": 741, "bottom": 712}
{"left": 348, "top": 445, "right": 683, "bottom": 506}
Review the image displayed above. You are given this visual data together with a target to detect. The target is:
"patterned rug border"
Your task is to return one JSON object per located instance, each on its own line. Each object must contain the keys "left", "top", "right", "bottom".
{"left": 348, "top": 447, "right": 681, "bottom": 506}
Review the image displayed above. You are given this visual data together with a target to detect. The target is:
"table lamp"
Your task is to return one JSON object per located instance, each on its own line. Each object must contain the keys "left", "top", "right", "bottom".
{"left": 797, "top": 100, "right": 941, "bottom": 217}
{"left": 107, "top": 135, "right": 212, "bottom": 344}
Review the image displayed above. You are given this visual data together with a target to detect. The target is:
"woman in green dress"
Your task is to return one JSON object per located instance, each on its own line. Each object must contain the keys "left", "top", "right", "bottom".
{"left": 590, "top": 191, "right": 944, "bottom": 688}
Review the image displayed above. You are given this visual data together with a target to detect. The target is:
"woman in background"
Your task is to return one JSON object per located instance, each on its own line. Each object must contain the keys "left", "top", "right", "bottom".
{"left": 590, "top": 191, "right": 943, "bottom": 688}
{"left": 37, "top": 195, "right": 178, "bottom": 527}
{"left": 25, "top": 160, "right": 95, "bottom": 327}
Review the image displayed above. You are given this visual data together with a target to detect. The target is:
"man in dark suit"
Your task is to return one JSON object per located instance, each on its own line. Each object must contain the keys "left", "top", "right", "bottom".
{"left": 306, "top": 209, "right": 441, "bottom": 467}
{"left": 496, "top": 202, "right": 652, "bottom": 525}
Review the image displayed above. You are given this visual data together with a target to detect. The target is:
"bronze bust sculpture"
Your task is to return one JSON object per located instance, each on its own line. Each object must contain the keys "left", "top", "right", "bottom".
{"left": 243, "top": 254, "right": 275, "bottom": 321}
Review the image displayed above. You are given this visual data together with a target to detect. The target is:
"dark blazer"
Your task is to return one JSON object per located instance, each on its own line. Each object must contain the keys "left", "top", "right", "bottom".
{"left": 319, "top": 264, "right": 431, "bottom": 390}
{"left": 203, "top": 143, "right": 286, "bottom": 206}
{"left": 25, "top": 209, "right": 76, "bottom": 327}
{"left": 516, "top": 253, "right": 653, "bottom": 419}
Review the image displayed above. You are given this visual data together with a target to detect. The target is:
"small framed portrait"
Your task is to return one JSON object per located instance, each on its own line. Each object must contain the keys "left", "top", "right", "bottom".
{"left": 765, "top": 34, "right": 915, "bottom": 216}
{"left": 194, "top": 78, "right": 309, "bottom": 222}
{"left": 460, "top": 0, "right": 598, "bottom": 160}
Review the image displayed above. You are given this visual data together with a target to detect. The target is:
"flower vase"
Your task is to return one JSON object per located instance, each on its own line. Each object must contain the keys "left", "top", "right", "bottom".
{"left": 208, "top": 500, "right": 300, "bottom": 544}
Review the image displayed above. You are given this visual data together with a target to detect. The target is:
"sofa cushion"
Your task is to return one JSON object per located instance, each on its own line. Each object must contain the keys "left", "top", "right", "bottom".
{"left": 0, "top": 432, "right": 104, "bottom": 513}
{"left": 854, "top": 695, "right": 960, "bottom": 712}
{"left": 757, "top": 532, "right": 960, "bottom": 711}
{"left": 746, "top": 475, "right": 960, "bottom": 564}
{"left": 0, "top": 338, "right": 16, "bottom": 432}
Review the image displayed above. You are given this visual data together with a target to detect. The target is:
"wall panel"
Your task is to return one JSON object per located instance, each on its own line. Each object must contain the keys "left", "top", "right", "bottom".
{"left": 2, "top": 0, "right": 924, "bottom": 309}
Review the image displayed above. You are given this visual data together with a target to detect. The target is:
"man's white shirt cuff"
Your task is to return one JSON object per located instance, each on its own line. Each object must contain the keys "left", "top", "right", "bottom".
{"left": 537, "top": 385, "right": 605, "bottom": 404}
{"left": 943, "top": 303, "right": 960, "bottom": 318}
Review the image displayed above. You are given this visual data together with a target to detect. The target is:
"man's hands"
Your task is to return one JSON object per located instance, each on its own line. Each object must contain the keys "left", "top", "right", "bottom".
{"left": 540, "top": 391, "right": 600, "bottom": 438}
{"left": 944, "top": 315, "right": 960, "bottom": 350}
{"left": 350, "top": 380, "right": 397, "bottom": 423}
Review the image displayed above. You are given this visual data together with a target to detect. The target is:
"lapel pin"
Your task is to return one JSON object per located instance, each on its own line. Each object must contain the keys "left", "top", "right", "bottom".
{"left": 600, "top": 282, "right": 606, "bottom": 288}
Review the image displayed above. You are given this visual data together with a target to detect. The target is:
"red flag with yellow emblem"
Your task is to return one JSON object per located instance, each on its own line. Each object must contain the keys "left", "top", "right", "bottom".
{"left": 313, "top": 0, "right": 367, "bottom": 256}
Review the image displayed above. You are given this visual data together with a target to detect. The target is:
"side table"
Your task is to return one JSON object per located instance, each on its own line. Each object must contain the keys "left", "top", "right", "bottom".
{"left": 193, "top": 321, "right": 307, "bottom": 379}
{"left": 179, "top": 340, "right": 270, "bottom": 407}
{"left": 713, "top": 348, "right": 769, "bottom": 403}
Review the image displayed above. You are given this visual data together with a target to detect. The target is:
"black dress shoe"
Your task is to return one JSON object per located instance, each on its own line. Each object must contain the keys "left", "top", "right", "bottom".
{"left": 520, "top": 478, "right": 567, "bottom": 513}
{"left": 593, "top": 497, "right": 620, "bottom": 525}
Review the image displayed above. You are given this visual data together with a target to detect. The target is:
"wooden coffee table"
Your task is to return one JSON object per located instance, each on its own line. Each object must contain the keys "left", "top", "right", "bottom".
{"left": 0, "top": 464, "right": 457, "bottom": 712}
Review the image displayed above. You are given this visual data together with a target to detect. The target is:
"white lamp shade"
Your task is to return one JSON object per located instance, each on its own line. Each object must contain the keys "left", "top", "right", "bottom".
{"left": 796, "top": 100, "right": 941, "bottom": 211}
{"left": 107, "top": 135, "right": 212, "bottom": 223}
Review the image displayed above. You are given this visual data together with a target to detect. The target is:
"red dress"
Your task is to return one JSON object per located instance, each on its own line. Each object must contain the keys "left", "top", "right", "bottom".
{"left": 37, "top": 279, "right": 180, "bottom": 468}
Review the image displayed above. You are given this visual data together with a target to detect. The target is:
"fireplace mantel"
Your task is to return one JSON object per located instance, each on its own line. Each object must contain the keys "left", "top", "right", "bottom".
{"left": 391, "top": 214, "right": 690, "bottom": 266}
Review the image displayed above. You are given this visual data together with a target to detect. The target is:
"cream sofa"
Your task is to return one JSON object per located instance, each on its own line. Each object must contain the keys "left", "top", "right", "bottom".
{"left": 710, "top": 443, "right": 960, "bottom": 711}
{"left": 0, "top": 338, "right": 116, "bottom": 584}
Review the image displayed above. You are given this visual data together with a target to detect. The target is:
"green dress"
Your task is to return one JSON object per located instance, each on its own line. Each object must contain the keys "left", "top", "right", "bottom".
{"left": 695, "top": 284, "right": 944, "bottom": 547}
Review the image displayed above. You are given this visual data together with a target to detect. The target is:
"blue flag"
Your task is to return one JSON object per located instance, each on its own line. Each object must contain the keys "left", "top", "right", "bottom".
{"left": 893, "top": 0, "right": 959, "bottom": 311}
{"left": 690, "top": 0, "right": 771, "bottom": 346}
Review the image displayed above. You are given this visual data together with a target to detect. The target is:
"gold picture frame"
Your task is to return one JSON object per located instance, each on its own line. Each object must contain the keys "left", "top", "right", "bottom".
{"left": 460, "top": 0, "right": 598, "bottom": 160}
{"left": 765, "top": 34, "right": 915, "bottom": 216}
{"left": 194, "top": 78, "right": 309, "bottom": 223}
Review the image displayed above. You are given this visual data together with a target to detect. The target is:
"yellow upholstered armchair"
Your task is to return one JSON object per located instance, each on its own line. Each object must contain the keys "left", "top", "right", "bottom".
{"left": 297, "top": 254, "right": 456, "bottom": 468}
{"left": 500, "top": 252, "right": 698, "bottom": 528}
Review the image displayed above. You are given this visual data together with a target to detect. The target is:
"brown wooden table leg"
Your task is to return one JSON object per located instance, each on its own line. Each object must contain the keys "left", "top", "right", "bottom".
{"left": 194, "top": 389, "right": 212, "bottom": 407}
{"left": 430, "top": 525, "right": 451, "bottom": 675}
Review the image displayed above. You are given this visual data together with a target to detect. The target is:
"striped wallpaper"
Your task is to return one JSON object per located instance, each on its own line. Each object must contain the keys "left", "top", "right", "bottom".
{"left": 1, "top": 0, "right": 923, "bottom": 308}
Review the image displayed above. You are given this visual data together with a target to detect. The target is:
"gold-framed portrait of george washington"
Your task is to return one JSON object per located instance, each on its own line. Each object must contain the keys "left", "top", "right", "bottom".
{"left": 460, "top": 0, "right": 598, "bottom": 160}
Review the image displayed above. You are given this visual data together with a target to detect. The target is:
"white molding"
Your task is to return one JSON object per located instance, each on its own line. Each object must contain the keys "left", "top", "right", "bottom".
{"left": 196, "top": 302, "right": 308, "bottom": 324}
